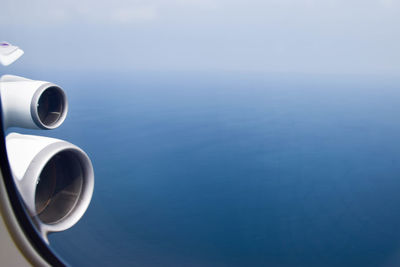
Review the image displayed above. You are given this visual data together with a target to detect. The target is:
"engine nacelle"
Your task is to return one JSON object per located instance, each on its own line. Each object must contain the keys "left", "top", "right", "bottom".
{"left": 5, "top": 133, "right": 94, "bottom": 241}
{"left": 0, "top": 75, "right": 68, "bottom": 130}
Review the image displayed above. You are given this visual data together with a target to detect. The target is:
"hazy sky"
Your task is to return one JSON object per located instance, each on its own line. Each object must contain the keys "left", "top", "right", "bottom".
{"left": 1, "top": 0, "right": 399, "bottom": 75}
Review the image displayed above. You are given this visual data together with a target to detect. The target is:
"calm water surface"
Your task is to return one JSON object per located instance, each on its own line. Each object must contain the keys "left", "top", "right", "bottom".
{"left": 30, "top": 71, "right": 400, "bottom": 266}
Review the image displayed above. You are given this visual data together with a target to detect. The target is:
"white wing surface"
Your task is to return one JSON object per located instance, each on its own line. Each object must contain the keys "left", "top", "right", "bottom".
{"left": 0, "top": 42, "right": 24, "bottom": 66}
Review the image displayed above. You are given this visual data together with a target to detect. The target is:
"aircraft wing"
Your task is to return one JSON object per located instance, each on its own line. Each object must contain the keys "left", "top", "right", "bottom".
{"left": 0, "top": 42, "right": 24, "bottom": 66}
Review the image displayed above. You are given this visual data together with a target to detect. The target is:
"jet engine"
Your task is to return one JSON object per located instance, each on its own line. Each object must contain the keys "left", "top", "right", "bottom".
{"left": 0, "top": 71, "right": 94, "bottom": 243}
{"left": 0, "top": 75, "right": 68, "bottom": 130}
{"left": 6, "top": 133, "right": 94, "bottom": 240}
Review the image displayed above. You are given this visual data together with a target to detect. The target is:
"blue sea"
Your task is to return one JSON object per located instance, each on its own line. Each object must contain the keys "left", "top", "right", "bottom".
{"left": 23, "top": 71, "right": 400, "bottom": 266}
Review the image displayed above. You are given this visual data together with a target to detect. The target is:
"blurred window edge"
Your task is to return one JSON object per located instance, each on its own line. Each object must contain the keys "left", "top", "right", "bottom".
{"left": 0, "top": 102, "right": 66, "bottom": 267}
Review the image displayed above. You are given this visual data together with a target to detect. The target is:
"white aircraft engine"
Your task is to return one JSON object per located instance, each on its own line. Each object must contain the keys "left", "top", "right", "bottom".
{"left": 0, "top": 75, "right": 68, "bottom": 130}
{"left": 0, "top": 43, "right": 94, "bottom": 243}
{"left": 5, "top": 133, "right": 94, "bottom": 241}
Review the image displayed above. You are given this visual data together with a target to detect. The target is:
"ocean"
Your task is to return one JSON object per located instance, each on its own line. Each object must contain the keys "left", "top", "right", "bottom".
{"left": 22, "top": 71, "right": 400, "bottom": 266}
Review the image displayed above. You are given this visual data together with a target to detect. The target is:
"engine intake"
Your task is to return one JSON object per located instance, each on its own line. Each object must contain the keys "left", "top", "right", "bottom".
{"left": 0, "top": 75, "right": 68, "bottom": 130}
{"left": 5, "top": 133, "right": 94, "bottom": 241}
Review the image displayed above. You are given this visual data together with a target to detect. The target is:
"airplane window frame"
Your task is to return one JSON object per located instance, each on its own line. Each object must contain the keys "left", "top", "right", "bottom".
{"left": 0, "top": 103, "right": 66, "bottom": 267}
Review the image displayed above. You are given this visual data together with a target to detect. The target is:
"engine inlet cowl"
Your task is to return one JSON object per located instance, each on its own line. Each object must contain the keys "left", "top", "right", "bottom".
{"left": 0, "top": 75, "right": 68, "bottom": 130}
{"left": 5, "top": 133, "right": 94, "bottom": 241}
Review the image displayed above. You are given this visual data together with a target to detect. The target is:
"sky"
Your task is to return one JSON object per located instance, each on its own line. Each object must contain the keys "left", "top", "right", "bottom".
{"left": 0, "top": 0, "right": 399, "bottom": 75}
